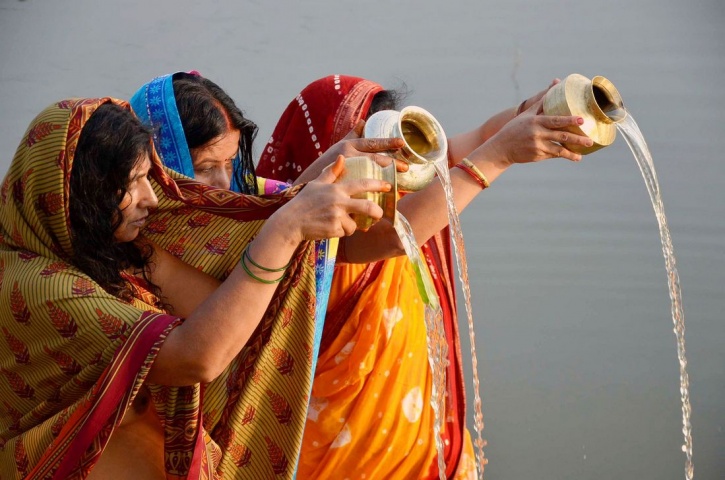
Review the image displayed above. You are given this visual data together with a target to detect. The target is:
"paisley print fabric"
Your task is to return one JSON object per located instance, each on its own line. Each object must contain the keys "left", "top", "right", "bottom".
{"left": 0, "top": 98, "right": 325, "bottom": 479}
{"left": 130, "top": 71, "right": 336, "bottom": 398}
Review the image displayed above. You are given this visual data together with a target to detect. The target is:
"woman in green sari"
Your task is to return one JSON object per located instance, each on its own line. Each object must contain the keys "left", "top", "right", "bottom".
{"left": 0, "top": 98, "right": 389, "bottom": 479}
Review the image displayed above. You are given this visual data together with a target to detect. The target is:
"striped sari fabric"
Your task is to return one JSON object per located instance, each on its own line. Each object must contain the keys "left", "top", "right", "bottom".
{"left": 0, "top": 98, "right": 328, "bottom": 479}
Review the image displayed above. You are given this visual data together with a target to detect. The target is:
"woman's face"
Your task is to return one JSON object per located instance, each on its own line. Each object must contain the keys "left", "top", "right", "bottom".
{"left": 114, "top": 153, "right": 158, "bottom": 243}
{"left": 190, "top": 129, "right": 241, "bottom": 189}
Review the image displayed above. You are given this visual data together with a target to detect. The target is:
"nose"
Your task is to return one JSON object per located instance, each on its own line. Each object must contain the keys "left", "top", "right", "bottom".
{"left": 140, "top": 177, "right": 159, "bottom": 209}
{"left": 210, "top": 169, "right": 232, "bottom": 190}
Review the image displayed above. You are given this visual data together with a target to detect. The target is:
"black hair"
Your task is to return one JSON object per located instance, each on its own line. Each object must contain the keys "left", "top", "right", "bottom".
{"left": 368, "top": 82, "right": 409, "bottom": 117}
{"left": 69, "top": 103, "right": 161, "bottom": 306}
{"left": 172, "top": 73, "right": 258, "bottom": 194}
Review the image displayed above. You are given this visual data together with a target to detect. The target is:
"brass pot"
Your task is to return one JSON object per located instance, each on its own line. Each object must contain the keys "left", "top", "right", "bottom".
{"left": 363, "top": 106, "right": 448, "bottom": 191}
{"left": 336, "top": 156, "right": 397, "bottom": 230}
{"left": 543, "top": 74, "right": 627, "bottom": 154}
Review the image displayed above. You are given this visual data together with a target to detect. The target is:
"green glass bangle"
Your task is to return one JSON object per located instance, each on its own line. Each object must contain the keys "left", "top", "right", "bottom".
{"left": 243, "top": 245, "right": 290, "bottom": 272}
{"left": 239, "top": 253, "right": 285, "bottom": 284}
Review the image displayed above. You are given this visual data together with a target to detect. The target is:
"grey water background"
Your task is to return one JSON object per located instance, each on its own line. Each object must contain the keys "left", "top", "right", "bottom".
{"left": 1, "top": 0, "right": 723, "bottom": 478}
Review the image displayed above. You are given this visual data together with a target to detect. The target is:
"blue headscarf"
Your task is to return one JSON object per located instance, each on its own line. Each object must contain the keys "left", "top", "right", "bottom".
{"left": 130, "top": 72, "right": 243, "bottom": 193}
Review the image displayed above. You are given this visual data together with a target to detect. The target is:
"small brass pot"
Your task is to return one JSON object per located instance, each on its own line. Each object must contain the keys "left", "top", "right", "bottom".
{"left": 336, "top": 156, "right": 397, "bottom": 231}
{"left": 363, "top": 106, "right": 448, "bottom": 192}
{"left": 543, "top": 74, "right": 627, "bottom": 155}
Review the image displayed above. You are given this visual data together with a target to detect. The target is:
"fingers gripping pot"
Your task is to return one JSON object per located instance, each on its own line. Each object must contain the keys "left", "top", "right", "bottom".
{"left": 336, "top": 156, "right": 397, "bottom": 231}
{"left": 363, "top": 106, "right": 448, "bottom": 192}
{"left": 543, "top": 73, "right": 627, "bottom": 154}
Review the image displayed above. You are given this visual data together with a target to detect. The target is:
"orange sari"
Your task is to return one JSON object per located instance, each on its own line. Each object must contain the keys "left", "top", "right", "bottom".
{"left": 257, "top": 75, "right": 476, "bottom": 478}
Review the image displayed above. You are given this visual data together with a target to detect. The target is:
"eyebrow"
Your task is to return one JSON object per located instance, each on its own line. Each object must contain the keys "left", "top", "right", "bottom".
{"left": 133, "top": 167, "right": 151, "bottom": 180}
{"left": 195, "top": 154, "right": 236, "bottom": 166}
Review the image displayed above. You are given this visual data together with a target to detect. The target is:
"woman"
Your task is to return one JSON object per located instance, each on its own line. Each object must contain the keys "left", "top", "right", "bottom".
{"left": 255, "top": 74, "right": 592, "bottom": 478}
{"left": 0, "top": 98, "right": 389, "bottom": 478}
{"left": 131, "top": 71, "right": 268, "bottom": 195}
{"left": 130, "top": 71, "right": 403, "bottom": 195}
{"left": 130, "top": 71, "right": 406, "bottom": 377}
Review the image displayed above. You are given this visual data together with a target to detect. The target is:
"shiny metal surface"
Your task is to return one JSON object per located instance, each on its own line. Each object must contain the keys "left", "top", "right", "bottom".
{"left": 336, "top": 156, "right": 397, "bottom": 230}
{"left": 363, "top": 106, "right": 447, "bottom": 191}
{"left": 543, "top": 73, "right": 626, "bottom": 154}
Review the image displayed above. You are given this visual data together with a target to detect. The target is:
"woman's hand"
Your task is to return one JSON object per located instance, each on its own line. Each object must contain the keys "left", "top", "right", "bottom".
{"left": 449, "top": 78, "right": 563, "bottom": 164}
{"left": 480, "top": 97, "right": 593, "bottom": 165}
{"left": 293, "top": 120, "right": 407, "bottom": 185}
{"left": 341, "top": 120, "right": 409, "bottom": 171}
{"left": 277, "top": 155, "right": 392, "bottom": 243}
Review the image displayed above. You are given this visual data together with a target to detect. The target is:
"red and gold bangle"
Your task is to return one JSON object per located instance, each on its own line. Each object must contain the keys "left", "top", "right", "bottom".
{"left": 454, "top": 158, "right": 490, "bottom": 189}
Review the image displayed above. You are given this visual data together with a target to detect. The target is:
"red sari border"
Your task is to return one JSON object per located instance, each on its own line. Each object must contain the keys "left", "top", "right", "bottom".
{"left": 25, "top": 312, "right": 181, "bottom": 479}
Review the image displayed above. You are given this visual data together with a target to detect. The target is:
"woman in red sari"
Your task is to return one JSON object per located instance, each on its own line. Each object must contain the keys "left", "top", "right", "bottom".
{"left": 0, "top": 98, "right": 390, "bottom": 479}
{"left": 256, "top": 74, "right": 591, "bottom": 478}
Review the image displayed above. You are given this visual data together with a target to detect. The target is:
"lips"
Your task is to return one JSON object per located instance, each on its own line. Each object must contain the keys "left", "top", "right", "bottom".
{"left": 130, "top": 216, "right": 148, "bottom": 227}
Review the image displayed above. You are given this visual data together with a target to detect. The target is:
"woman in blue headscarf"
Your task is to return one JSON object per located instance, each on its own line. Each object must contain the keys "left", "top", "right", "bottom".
{"left": 128, "top": 72, "right": 412, "bottom": 478}
{"left": 130, "top": 71, "right": 290, "bottom": 195}
{"left": 129, "top": 68, "right": 407, "bottom": 375}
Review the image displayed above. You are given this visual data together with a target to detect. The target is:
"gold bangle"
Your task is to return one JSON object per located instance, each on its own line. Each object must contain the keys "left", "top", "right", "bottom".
{"left": 459, "top": 158, "right": 490, "bottom": 189}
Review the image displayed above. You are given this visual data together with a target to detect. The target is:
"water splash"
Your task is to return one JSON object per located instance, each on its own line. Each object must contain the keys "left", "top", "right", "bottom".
{"left": 617, "top": 114, "right": 694, "bottom": 480}
{"left": 393, "top": 213, "right": 448, "bottom": 479}
{"left": 433, "top": 161, "right": 488, "bottom": 479}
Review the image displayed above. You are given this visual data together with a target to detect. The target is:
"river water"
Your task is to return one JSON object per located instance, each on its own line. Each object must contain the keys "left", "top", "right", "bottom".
{"left": 1, "top": 0, "right": 723, "bottom": 478}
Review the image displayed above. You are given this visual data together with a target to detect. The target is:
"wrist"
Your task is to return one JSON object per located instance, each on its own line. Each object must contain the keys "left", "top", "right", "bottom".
{"left": 455, "top": 158, "right": 490, "bottom": 189}
{"left": 472, "top": 141, "right": 514, "bottom": 170}
{"left": 465, "top": 143, "right": 513, "bottom": 186}
{"left": 265, "top": 206, "right": 304, "bottom": 248}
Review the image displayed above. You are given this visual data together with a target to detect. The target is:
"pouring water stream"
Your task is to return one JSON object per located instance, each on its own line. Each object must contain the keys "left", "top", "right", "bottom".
{"left": 617, "top": 114, "right": 694, "bottom": 480}
{"left": 389, "top": 107, "right": 692, "bottom": 480}
{"left": 393, "top": 158, "right": 489, "bottom": 479}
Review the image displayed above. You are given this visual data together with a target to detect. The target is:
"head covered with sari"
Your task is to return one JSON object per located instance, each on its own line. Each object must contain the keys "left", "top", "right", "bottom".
{"left": 0, "top": 98, "right": 329, "bottom": 478}
{"left": 130, "top": 71, "right": 259, "bottom": 195}
{"left": 255, "top": 74, "right": 383, "bottom": 184}
{"left": 257, "top": 76, "right": 475, "bottom": 478}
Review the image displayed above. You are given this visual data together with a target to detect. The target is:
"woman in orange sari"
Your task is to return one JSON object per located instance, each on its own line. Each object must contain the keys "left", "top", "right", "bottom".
{"left": 0, "top": 98, "right": 390, "bottom": 478}
{"left": 256, "top": 74, "right": 592, "bottom": 478}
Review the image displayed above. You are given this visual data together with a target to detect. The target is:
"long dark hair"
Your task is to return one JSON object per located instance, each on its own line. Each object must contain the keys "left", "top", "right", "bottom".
{"left": 69, "top": 103, "right": 160, "bottom": 306}
{"left": 172, "top": 73, "right": 258, "bottom": 194}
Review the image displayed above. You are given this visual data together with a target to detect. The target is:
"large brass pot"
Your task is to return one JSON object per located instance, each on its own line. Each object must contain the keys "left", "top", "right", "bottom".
{"left": 543, "top": 74, "right": 627, "bottom": 155}
{"left": 363, "top": 106, "right": 447, "bottom": 191}
{"left": 336, "top": 156, "right": 397, "bottom": 230}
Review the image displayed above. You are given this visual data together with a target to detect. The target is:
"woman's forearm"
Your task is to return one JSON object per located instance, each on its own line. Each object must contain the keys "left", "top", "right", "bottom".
{"left": 342, "top": 142, "right": 512, "bottom": 263}
{"left": 403, "top": 105, "right": 519, "bottom": 243}
{"left": 447, "top": 106, "right": 517, "bottom": 165}
{"left": 146, "top": 214, "right": 300, "bottom": 386}
{"left": 147, "top": 159, "right": 392, "bottom": 386}
{"left": 398, "top": 144, "right": 511, "bottom": 243}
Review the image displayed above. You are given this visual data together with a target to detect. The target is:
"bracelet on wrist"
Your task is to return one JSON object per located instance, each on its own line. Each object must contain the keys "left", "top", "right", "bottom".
{"left": 243, "top": 245, "right": 290, "bottom": 272}
{"left": 455, "top": 158, "right": 490, "bottom": 190}
{"left": 240, "top": 244, "right": 288, "bottom": 284}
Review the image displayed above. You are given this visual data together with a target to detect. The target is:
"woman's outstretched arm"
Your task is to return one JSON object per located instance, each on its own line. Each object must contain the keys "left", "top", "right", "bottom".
{"left": 144, "top": 157, "right": 391, "bottom": 386}
{"left": 341, "top": 95, "right": 593, "bottom": 263}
